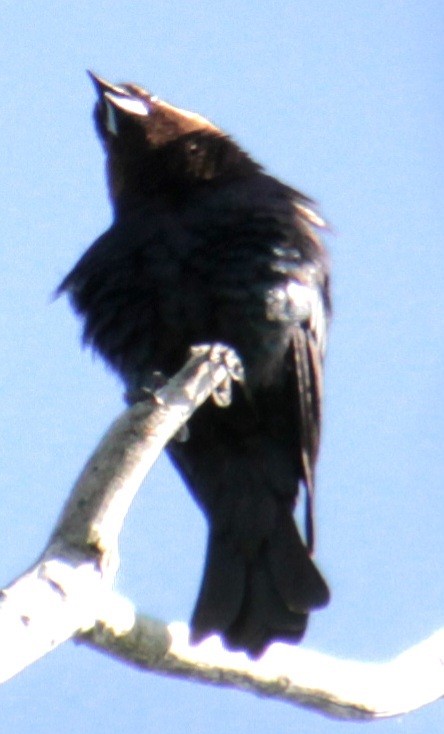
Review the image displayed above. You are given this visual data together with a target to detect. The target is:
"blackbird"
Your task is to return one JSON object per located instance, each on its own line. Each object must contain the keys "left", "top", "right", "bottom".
{"left": 58, "top": 72, "right": 331, "bottom": 656}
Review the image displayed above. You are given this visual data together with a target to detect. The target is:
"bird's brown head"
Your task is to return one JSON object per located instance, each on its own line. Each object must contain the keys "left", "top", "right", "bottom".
{"left": 88, "top": 72, "right": 258, "bottom": 214}
{"left": 88, "top": 71, "right": 221, "bottom": 147}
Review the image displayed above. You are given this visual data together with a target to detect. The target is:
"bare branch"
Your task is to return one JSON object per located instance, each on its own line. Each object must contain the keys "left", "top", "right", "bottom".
{"left": 0, "top": 345, "right": 240, "bottom": 683}
{"left": 82, "top": 618, "right": 444, "bottom": 721}
{"left": 50, "top": 343, "right": 242, "bottom": 556}
{"left": 1, "top": 342, "right": 443, "bottom": 721}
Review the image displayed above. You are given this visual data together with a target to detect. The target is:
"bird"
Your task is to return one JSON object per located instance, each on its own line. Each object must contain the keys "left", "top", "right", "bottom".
{"left": 57, "top": 72, "right": 331, "bottom": 657}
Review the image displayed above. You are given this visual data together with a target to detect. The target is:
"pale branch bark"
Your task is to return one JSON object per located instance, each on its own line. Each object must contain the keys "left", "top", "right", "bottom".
{"left": 81, "top": 618, "right": 444, "bottom": 721}
{"left": 1, "top": 344, "right": 443, "bottom": 721}
{"left": 0, "top": 345, "right": 241, "bottom": 684}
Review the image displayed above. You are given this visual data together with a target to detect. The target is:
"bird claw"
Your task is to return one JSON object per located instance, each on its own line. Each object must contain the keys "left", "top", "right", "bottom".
{"left": 124, "top": 385, "right": 155, "bottom": 406}
{"left": 124, "top": 371, "right": 168, "bottom": 406}
{"left": 124, "top": 372, "right": 190, "bottom": 442}
{"left": 173, "top": 423, "right": 190, "bottom": 443}
{"left": 190, "top": 343, "right": 245, "bottom": 408}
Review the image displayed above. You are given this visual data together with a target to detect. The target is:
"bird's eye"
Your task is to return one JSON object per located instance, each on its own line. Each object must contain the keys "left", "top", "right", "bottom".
{"left": 187, "top": 141, "right": 199, "bottom": 154}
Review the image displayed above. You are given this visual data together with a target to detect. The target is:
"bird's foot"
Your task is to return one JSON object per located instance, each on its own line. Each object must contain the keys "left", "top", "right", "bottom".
{"left": 124, "top": 371, "right": 168, "bottom": 406}
{"left": 190, "top": 343, "right": 245, "bottom": 408}
{"left": 124, "top": 372, "right": 190, "bottom": 442}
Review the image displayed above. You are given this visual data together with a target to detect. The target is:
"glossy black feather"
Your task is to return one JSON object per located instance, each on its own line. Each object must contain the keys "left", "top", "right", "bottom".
{"left": 58, "top": 74, "right": 331, "bottom": 656}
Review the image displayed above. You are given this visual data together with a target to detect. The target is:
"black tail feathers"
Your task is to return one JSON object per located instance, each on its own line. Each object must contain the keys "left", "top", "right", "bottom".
{"left": 190, "top": 509, "right": 329, "bottom": 657}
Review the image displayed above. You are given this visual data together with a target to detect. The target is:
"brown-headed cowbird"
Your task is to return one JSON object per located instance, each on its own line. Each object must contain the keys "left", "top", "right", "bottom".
{"left": 58, "top": 72, "right": 331, "bottom": 657}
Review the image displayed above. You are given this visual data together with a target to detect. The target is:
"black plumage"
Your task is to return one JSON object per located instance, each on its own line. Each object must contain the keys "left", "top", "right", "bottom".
{"left": 58, "top": 73, "right": 331, "bottom": 656}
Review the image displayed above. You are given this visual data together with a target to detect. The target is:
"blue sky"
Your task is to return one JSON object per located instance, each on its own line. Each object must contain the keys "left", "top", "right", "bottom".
{"left": 0, "top": 1, "right": 443, "bottom": 732}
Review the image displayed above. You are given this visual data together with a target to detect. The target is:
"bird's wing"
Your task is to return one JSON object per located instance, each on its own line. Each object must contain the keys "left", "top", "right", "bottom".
{"left": 292, "top": 315, "right": 324, "bottom": 553}
{"left": 265, "top": 202, "right": 330, "bottom": 553}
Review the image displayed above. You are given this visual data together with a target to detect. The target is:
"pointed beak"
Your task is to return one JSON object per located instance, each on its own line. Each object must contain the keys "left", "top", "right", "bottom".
{"left": 87, "top": 71, "right": 150, "bottom": 136}
{"left": 87, "top": 70, "right": 130, "bottom": 99}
